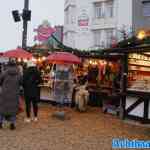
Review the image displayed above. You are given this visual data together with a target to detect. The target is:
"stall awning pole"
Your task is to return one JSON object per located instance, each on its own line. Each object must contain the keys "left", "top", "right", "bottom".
{"left": 119, "top": 54, "right": 128, "bottom": 119}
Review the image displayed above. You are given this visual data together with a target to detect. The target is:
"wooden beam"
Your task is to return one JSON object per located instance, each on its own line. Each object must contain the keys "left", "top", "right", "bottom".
{"left": 127, "top": 114, "right": 150, "bottom": 123}
{"left": 126, "top": 98, "right": 143, "bottom": 114}
{"left": 143, "top": 98, "right": 149, "bottom": 124}
{"left": 119, "top": 54, "right": 128, "bottom": 119}
{"left": 103, "top": 45, "right": 150, "bottom": 54}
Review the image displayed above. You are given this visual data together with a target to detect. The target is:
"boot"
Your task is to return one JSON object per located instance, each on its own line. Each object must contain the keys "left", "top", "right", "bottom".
{"left": 0, "top": 123, "right": 2, "bottom": 129}
{"left": 10, "top": 123, "right": 16, "bottom": 130}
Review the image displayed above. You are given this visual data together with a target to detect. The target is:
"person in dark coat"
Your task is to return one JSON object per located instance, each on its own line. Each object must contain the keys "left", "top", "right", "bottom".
{"left": 0, "top": 60, "right": 22, "bottom": 130}
{"left": 23, "top": 61, "right": 41, "bottom": 123}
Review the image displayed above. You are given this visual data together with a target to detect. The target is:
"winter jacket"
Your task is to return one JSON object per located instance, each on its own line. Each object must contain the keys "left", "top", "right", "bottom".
{"left": 23, "top": 67, "right": 41, "bottom": 100}
{"left": 0, "top": 66, "right": 22, "bottom": 115}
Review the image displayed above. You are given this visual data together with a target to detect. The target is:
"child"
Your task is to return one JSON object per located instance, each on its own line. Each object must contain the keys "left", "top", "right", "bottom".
{"left": 75, "top": 79, "right": 89, "bottom": 112}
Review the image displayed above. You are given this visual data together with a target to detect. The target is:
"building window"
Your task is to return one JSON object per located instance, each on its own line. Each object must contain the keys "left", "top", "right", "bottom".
{"left": 142, "top": 1, "right": 150, "bottom": 16}
{"left": 71, "top": 6, "right": 75, "bottom": 24}
{"left": 105, "top": 29, "right": 114, "bottom": 48}
{"left": 93, "top": 30, "right": 102, "bottom": 47}
{"left": 105, "top": 0, "right": 114, "bottom": 18}
{"left": 65, "top": 6, "right": 75, "bottom": 25}
{"left": 94, "top": 2, "right": 104, "bottom": 19}
{"left": 64, "top": 32, "right": 68, "bottom": 45}
{"left": 65, "top": 8, "right": 69, "bottom": 24}
{"left": 94, "top": 1, "right": 114, "bottom": 19}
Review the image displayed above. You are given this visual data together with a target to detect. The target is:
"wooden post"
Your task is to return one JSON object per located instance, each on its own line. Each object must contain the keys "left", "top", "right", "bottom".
{"left": 119, "top": 54, "right": 128, "bottom": 119}
{"left": 143, "top": 97, "right": 149, "bottom": 123}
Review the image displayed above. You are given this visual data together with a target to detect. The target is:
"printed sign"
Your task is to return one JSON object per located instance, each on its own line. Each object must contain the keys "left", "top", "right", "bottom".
{"left": 78, "top": 10, "right": 89, "bottom": 27}
{"left": 34, "top": 21, "right": 56, "bottom": 42}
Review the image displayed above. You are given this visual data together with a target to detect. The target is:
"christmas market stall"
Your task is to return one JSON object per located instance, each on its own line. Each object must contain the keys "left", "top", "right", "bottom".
{"left": 102, "top": 45, "right": 150, "bottom": 123}
{"left": 80, "top": 56, "right": 121, "bottom": 110}
{"left": 39, "top": 51, "right": 81, "bottom": 104}
{"left": 64, "top": 43, "right": 150, "bottom": 123}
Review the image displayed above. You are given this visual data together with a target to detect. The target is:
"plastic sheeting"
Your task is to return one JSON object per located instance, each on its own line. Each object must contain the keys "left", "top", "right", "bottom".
{"left": 53, "top": 64, "right": 74, "bottom": 105}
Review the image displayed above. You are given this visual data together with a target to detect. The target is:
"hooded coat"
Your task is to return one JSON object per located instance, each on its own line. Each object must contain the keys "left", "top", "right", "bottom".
{"left": 0, "top": 66, "right": 22, "bottom": 115}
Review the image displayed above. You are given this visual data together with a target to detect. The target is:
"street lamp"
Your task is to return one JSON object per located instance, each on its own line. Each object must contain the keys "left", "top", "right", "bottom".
{"left": 12, "top": 0, "right": 31, "bottom": 49}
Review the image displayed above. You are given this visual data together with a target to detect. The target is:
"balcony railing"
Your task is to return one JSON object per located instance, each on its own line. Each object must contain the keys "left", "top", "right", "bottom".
{"left": 91, "top": 17, "right": 116, "bottom": 30}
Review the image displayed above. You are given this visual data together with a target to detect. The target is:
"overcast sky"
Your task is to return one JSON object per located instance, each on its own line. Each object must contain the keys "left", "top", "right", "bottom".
{"left": 0, "top": 0, "right": 64, "bottom": 51}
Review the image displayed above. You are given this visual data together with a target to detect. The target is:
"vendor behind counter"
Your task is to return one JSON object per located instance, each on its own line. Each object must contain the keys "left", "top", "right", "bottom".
{"left": 87, "top": 65, "right": 99, "bottom": 84}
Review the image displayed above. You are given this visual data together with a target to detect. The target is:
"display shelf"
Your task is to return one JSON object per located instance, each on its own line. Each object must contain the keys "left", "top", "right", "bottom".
{"left": 129, "top": 65, "right": 150, "bottom": 72}
{"left": 128, "top": 60, "right": 150, "bottom": 67}
{"left": 129, "top": 54, "right": 150, "bottom": 61}
{"left": 129, "top": 63, "right": 150, "bottom": 68}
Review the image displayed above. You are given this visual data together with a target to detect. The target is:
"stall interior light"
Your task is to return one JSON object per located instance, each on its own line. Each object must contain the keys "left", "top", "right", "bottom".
{"left": 23, "top": 59, "right": 27, "bottom": 63}
{"left": 18, "top": 58, "right": 21, "bottom": 62}
{"left": 99, "top": 60, "right": 102, "bottom": 64}
{"left": 103, "top": 61, "right": 107, "bottom": 65}
{"left": 38, "top": 58, "right": 41, "bottom": 62}
{"left": 32, "top": 57, "right": 36, "bottom": 62}
{"left": 89, "top": 60, "right": 98, "bottom": 65}
{"left": 42, "top": 56, "right": 46, "bottom": 61}
{"left": 89, "top": 60, "right": 109, "bottom": 65}
{"left": 109, "top": 62, "right": 112, "bottom": 66}
{"left": 93, "top": 61, "right": 98, "bottom": 65}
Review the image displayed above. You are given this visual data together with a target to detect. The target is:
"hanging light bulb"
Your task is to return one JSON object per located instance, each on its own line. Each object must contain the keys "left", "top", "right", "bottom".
{"left": 18, "top": 58, "right": 21, "bottom": 62}
{"left": 32, "top": 57, "right": 36, "bottom": 62}
{"left": 42, "top": 56, "right": 46, "bottom": 61}
{"left": 23, "top": 59, "right": 27, "bottom": 63}
{"left": 38, "top": 58, "right": 41, "bottom": 62}
{"left": 137, "top": 30, "right": 146, "bottom": 40}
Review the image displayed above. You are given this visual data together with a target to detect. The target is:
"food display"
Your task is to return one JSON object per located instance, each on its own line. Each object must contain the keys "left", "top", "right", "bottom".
{"left": 128, "top": 53, "right": 150, "bottom": 92}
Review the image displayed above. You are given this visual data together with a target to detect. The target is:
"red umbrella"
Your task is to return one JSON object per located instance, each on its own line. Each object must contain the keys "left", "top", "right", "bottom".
{"left": 3, "top": 48, "right": 32, "bottom": 59}
{"left": 47, "top": 52, "right": 81, "bottom": 64}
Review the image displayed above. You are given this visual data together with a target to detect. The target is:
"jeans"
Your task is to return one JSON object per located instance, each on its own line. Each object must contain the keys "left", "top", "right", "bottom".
{"left": 0, "top": 114, "right": 16, "bottom": 124}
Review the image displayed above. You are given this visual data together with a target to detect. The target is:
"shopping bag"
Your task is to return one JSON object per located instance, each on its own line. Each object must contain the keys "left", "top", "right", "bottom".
{"left": 18, "top": 96, "right": 24, "bottom": 113}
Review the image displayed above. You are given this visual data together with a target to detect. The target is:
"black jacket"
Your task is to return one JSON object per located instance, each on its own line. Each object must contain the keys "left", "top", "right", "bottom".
{"left": 23, "top": 67, "right": 41, "bottom": 100}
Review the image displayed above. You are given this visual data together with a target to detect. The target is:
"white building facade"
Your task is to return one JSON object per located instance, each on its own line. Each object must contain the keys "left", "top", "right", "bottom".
{"left": 64, "top": 0, "right": 150, "bottom": 50}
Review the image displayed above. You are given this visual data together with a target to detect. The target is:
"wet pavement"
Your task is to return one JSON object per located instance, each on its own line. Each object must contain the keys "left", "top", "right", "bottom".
{"left": 0, "top": 103, "right": 149, "bottom": 150}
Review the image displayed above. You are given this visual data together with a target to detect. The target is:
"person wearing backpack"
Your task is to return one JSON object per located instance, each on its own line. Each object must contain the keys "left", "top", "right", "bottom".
{"left": 23, "top": 61, "right": 41, "bottom": 123}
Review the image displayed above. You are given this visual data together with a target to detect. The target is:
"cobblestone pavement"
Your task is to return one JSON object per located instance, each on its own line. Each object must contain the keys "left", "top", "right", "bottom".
{"left": 0, "top": 103, "right": 149, "bottom": 150}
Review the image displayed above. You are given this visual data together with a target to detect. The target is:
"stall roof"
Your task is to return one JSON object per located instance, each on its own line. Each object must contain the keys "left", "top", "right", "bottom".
{"left": 102, "top": 44, "right": 150, "bottom": 54}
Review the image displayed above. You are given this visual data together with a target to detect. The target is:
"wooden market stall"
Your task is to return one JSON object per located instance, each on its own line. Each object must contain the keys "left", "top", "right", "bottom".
{"left": 29, "top": 42, "right": 150, "bottom": 123}
{"left": 102, "top": 45, "right": 150, "bottom": 124}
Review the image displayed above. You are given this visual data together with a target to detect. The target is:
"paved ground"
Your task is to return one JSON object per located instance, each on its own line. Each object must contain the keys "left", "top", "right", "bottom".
{"left": 0, "top": 103, "right": 149, "bottom": 150}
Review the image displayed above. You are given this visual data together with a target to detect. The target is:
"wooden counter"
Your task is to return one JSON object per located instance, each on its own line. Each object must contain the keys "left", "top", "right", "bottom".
{"left": 39, "top": 84, "right": 54, "bottom": 101}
